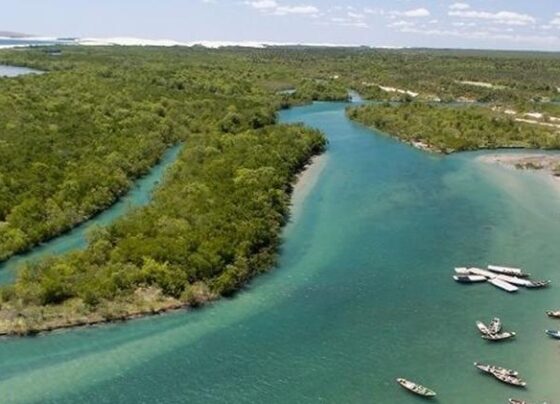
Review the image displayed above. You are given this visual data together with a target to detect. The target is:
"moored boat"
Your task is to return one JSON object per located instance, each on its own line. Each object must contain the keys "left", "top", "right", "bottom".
{"left": 488, "top": 278, "right": 518, "bottom": 293}
{"left": 469, "top": 267, "right": 496, "bottom": 278}
{"left": 487, "top": 265, "right": 529, "bottom": 277}
{"left": 546, "top": 310, "right": 560, "bottom": 318}
{"left": 454, "top": 267, "right": 470, "bottom": 275}
{"left": 495, "top": 274, "right": 532, "bottom": 287}
{"left": 453, "top": 275, "right": 487, "bottom": 283}
{"left": 492, "top": 371, "right": 526, "bottom": 387}
{"left": 545, "top": 329, "right": 560, "bottom": 339}
{"left": 473, "top": 362, "right": 518, "bottom": 377}
{"left": 508, "top": 399, "right": 528, "bottom": 404}
{"left": 481, "top": 331, "right": 516, "bottom": 341}
{"left": 526, "top": 280, "right": 551, "bottom": 289}
{"left": 396, "top": 378, "right": 436, "bottom": 397}
{"left": 489, "top": 317, "right": 502, "bottom": 334}
{"left": 476, "top": 321, "right": 490, "bottom": 335}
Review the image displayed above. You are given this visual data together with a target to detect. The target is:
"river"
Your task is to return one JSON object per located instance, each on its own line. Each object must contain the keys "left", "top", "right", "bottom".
{"left": 1, "top": 101, "right": 560, "bottom": 403}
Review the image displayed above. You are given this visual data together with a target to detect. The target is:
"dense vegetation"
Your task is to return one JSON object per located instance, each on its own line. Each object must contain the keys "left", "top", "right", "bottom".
{"left": 347, "top": 103, "right": 560, "bottom": 153}
{"left": 0, "top": 45, "right": 559, "bottom": 333}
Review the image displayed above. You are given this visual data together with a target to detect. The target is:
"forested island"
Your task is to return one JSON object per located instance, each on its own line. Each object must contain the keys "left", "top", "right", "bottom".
{"left": 1, "top": 46, "right": 560, "bottom": 335}
{"left": 347, "top": 103, "right": 560, "bottom": 153}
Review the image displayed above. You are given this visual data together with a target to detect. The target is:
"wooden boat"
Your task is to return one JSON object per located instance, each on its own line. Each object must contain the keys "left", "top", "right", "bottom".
{"left": 481, "top": 331, "right": 516, "bottom": 341}
{"left": 546, "top": 310, "right": 560, "bottom": 318}
{"left": 492, "top": 371, "right": 526, "bottom": 387}
{"left": 453, "top": 275, "right": 486, "bottom": 283}
{"left": 396, "top": 378, "right": 436, "bottom": 397}
{"left": 495, "top": 274, "right": 532, "bottom": 287}
{"left": 476, "top": 321, "right": 490, "bottom": 335}
{"left": 526, "top": 280, "right": 551, "bottom": 289}
{"left": 487, "top": 265, "right": 529, "bottom": 277}
{"left": 468, "top": 267, "right": 496, "bottom": 278}
{"left": 545, "top": 329, "right": 560, "bottom": 339}
{"left": 488, "top": 317, "right": 502, "bottom": 334}
{"left": 488, "top": 278, "right": 518, "bottom": 292}
{"left": 474, "top": 362, "right": 518, "bottom": 377}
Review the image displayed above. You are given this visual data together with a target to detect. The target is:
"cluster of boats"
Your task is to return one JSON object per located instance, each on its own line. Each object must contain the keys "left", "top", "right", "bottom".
{"left": 474, "top": 362, "right": 526, "bottom": 387}
{"left": 397, "top": 263, "right": 556, "bottom": 401}
{"left": 453, "top": 264, "right": 551, "bottom": 292}
{"left": 476, "top": 317, "right": 515, "bottom": 341}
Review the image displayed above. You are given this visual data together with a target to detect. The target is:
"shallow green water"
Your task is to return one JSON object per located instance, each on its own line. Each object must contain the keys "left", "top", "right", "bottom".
{"left": 0, "top": 144, "right": 182, "bottom": 284}
{"left": 1, "top": 103, "right": 560, "bottom": 403}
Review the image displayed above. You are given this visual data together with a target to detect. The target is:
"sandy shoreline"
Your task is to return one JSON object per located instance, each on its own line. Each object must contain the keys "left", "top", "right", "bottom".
{"left": 477, "top": 153, "right": 560, "bottom": 175}
{"left": 290, "top": 153, "right": 328, "bottom": 220}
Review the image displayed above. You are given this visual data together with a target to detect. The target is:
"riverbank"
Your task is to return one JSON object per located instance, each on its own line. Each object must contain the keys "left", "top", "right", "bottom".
{"left": 0, "top": 147, "right": 327, "bottom": 337}
{"left": 477, "top": 153, "right": 560, "bottom": 180}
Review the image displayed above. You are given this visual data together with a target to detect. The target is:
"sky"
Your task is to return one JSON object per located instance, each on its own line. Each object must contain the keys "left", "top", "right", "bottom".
{"left": 1, "top": 0, "right": 560, "bottom": 51}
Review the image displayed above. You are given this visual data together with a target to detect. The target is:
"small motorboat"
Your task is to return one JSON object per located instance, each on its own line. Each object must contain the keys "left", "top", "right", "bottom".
{"left": 492, "top": 371, "right": 526, "bottom": 387}
{"left": 545, "top": 329, "right": 560, "bottom": 339}
{"left": 474, "top": 362, "right": 518, "bottom": 376}
{"left": 453, "top": 275, "right": 486, "bottom": 283}
{"left": 487, "top": 265, "right": 529, "bottom": 277}
{"left": 481, "top": 331, "right": 516, "bottom": 341}
{"left": 476, "top": 321, "right": 490, "bottom": 335}
{"left": 526, "top": 280, "right": 551, "bottom": 289}
{"left": 489, "top": 317, "right": 502, "bottom": 334}
{"left": 508, "top": 399, "right": 528, "bottom": 404}
{"left": 454, "top": 267, "right": 470, "bottom": 275}
{"left": 546, "top": 310, "right": 560, "bottom": 319}
{"left": 396, "top": 378, "right": 436, "bottom": 397}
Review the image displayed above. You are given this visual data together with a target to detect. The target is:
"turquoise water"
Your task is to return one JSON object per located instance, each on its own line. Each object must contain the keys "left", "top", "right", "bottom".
{"left": 0, "top": 145, "right": 182, "bottom": 284}
{"left": 1, "top": 102, "right": 560, "bottom": 403}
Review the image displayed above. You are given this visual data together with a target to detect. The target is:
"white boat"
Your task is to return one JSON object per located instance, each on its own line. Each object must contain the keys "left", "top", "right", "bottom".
{"left": 474, "top": 362, "right": 518, "bottom": 376}
{"left": 495, "top": 274, "right": 532, "bottom": 287}
{"left": 476, "top": 321, "right": 490, "bottom": 335}
{"left": 396, "top": 378, "right": 436, "bottom": 397}
{"left": 488, "top": 265, "right": 528, "bottom": 277}
{"left": 526, "top": 280, "right": 551, "bottom": 289}
{"left": 481, "top": 331, "right": 516, "bottom": 341}
{"left": 454, "top": 267, "right": 470, "bottom": 275}
{"left": 492, "top": 371, "right": 526, "bottom": 387}
{"left": 488, "top": 278, "right": 518, "bottom": 293}
{"left": 488, "top": 317, "right": 502, "bottom": 334}
{"left": 468, "top": 267, "right": 496, "bottom": 278}
{"left": 453, "top": 275, "right": 487, "bottom": 283}
{"left": 546, "top": 310, "right": 560, "bottom": 319}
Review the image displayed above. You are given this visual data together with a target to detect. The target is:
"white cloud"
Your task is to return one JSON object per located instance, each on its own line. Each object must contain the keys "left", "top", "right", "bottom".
{"left": 389, "top": 20, "right": 415, "bottom": 28}
{"left": 449, "top": 3, "right": 470, "bottom": 11}
{"left": 449, "top": 9, "right": 536, "bottom": 26}
{"left": 348, "top": 11, "right": 365, "bottom": 19}
{"left": 401, "top": 8, "right": 430, "bottom": 18}
{"left": 274, "top": 5, "right": 318, "bottom": 15}
{"left": 245, "top": 0, "right": 277, "bottom": 9}
{"left": 245, "top": 1, "right": 319, "bottom": 17}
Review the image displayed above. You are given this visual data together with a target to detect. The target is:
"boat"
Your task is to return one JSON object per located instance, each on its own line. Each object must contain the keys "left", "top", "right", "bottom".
{"left": 473, "top": 362, "right": 518, "bottom": 377}
{"left": 454, "top": 267, "right": 470, "bottom": 275}
{"left": 453, "top": 275, "right": 487, "bottom": 283}
{"left": 508, "top": 399, "right": 529, "bottom": 404}
{"left": 488, "top": 278, "right": 518, "bottom": 293}
{"left": 476, "top": 321, "right": 490, "bottom": 335}
{"left": 488, "top": 317, "right": 502, "bottom": 334}
{"left": 469, "top": 267, "right": 496, "bottom": 279}
{"left": 545, "top": 329, "right": 560, "bottom": 339}
{"left": 492, "top": 371, "right": 526, "bottom": 387}
{"left": 526, "top": 280, "right": 551, "bottom": 289}
{"left": 495, "top": 274, "right": 532, "bottom": 287}
{"left": 481, "top": 331, "right": 516, "bottom": 341}
{"left": 488, "top": 265, "right": 529, "bottom": 277}
{"left": 546, "top": 310, "right": 560, "bottom": 319}
{"left": 396, "top": 378, "right": 436, "bottom": 397}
